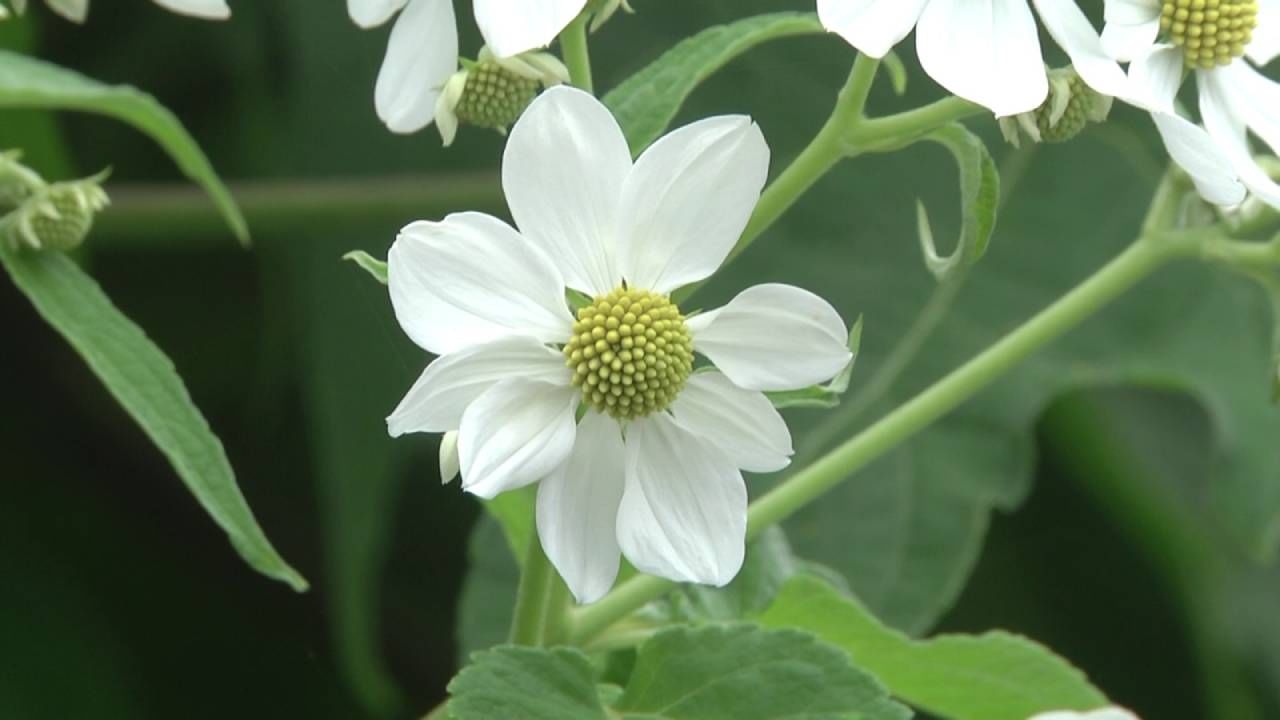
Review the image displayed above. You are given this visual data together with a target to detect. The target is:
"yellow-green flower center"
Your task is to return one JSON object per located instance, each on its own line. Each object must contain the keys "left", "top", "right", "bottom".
{"left": 455, "top": 62, "right": 540, "bottom": 130}
{"left": 563, "top": 287, "right": 694, "bottom": 420}
{"left": 1161, "top": 0, "right": 1259, "bottom": 68}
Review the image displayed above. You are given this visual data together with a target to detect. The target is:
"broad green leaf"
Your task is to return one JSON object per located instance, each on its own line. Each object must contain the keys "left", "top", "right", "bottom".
{"left": 448, "top": 646, "right": 608, "bottom": 720}
{"left": 342, "top": 250, "right": 387, "bottom": 284}
{"left": 757, "top": 575, "right": 1107, "bottom": 720}
{"left": 766, "top": 316, "right": 863, "bottom": 409}
{"left": 604, "top": 12, "right": 823, "bottom": 153}
{"left": 912, "top": 124, "right": 999, "bottom": 281}
{"left": 0, "top": 50, "right": 247, "bottom": 243}
{"left": 0, "top": 245, "right": 305, "bottom": 591}
{"left": 613, "top": 624, "right": 911, "bottom": 720}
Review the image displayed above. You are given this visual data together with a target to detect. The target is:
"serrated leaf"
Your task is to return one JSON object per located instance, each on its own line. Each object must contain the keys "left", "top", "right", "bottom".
{"left": 0, "top": 50, "right": 247, "bottom": 243}
{"left": 766, "top": 316, "right": 863, "bottom": 409}
{"left": 342, "top": 250, "right": 387, "bottom": 284}
{"left": 0, "top": 245, "right": 305, "bottom": 591}
{"left": 757, "top": 575, "right": 1107, "bottom": 720}
{"left": 912, "top": 124, "right": 999, "bottom": 281}
{"left": 613, "top": 624, "right": 911, "bottom": 720}
{"left": 448, "top": 646, "right": 608, "bottom": 720}
{"left": 604, "top": 12, "right": 823, "bottom": 153}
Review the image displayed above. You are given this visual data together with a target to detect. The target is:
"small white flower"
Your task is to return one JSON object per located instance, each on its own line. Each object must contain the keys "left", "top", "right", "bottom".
{"left": 1103, "top": 0, "right": 1280, "bottom": 208}
{"left": 1029, "top": 708, "right": 1141, "bottom": 720}
{"left": 816, "top": 0, "right": 1144, "bottom": 117}
{"left": 385, "top": 87, "right": 854, "bottom": 603}
{"left": 20, "top": 0, "right": 229, "bottom": 21}
{"left": 348, "top": 0, "right": 586, "bottom": 134}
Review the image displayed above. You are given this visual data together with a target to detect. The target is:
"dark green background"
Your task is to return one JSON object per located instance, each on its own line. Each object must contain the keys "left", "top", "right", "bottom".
{"left": 3, "top": 2, "right": 1277, "bottom": 718}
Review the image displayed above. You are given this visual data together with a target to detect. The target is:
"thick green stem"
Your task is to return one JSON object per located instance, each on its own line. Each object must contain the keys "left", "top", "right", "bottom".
{"left": 570, "top": 232, "right": 1193, "bottom": 645}
{"left": 508, "top": 529, "right": 558, "bottom": 646}
{"left": 560, "top": 16, "right": 594, "bottom": 93}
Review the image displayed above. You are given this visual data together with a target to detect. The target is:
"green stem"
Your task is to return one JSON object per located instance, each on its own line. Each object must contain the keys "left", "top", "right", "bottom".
{"left": 731, "top": 54, "right": 879, "bottom": 262}
{"left": 570, "top": 232, "right": 1193, "bottom": 645}
{"left": 508, "top": 529, "right": 558, "bottom": 646}
{"left": 560, "top": 15, "right": 594, "bottom": 93}
{"left": 845, "top": 96, "right": 983, "bottom": 152}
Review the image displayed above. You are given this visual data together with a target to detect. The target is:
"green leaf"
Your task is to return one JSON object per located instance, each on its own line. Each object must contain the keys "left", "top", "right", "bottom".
{"left": 911, "top": 124, "right": 999, "bottom": 281}
{"left": 448, "top": 646, "right": 609, "bottom": 720}
{"left": 604, "top": 12, "right": 824, "bottom": 153}
{"left": 757, "top": 575, "right": 1108, "bottom": 720}
{"left": 342, "top": 250, "right": 387, "bottom": 284}
{"left": 0, "top": 245, "right": 305, "bottom": 591}
{"left": 613, "top": 624, "right": 911, "bottom": 720}
{"left": 766, "top": 316, "right": 863, "bottom": 409}
{"left": 0, "top": 50, "right": 248, "bottom": 244}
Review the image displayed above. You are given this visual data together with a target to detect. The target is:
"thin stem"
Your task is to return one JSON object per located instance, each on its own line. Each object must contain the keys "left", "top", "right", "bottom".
{"left": 845, "top": 96, "right": 984, "bottom": 152}
{"left": 560, "top": 15, "right": 594, "bottom": 93}
{"left": 508, "top": 529, "right": 557, "bottom": 646}
{"left": 570, "top": 233, "right": 1193, "bottom": 645}
{"left": 731, "top": 54, "right": 879, "bottom": 261}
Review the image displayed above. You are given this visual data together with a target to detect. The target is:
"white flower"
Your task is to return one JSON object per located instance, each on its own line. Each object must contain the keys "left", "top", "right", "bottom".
{"left": 9, "top": 0, "right": 228, "bottom": 21}
{"left": 384, "top": 87, "right": 854, "bottom": 603}
{"left": 1029, "top": 708, "right": 1140, "bottom": 720}
{"left": 348, "top": 0, "right": 586, "bottom": 134}
{"left": 816, "top": 0, "right": 1148, "bottom": 117}
{"left": 1103, "top": 0, "right": 1280, "bottom": 208}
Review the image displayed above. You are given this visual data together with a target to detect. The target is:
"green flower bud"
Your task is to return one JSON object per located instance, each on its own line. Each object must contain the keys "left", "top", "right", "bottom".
{"left": 1161, "top": 0, "right": 1259, "bottom": 69}
{"left": 3, "top": 170, "right": 109, "bottom": 252}
{"left": 999, "top": 68, "right": 1113, "bottom": 148}
{"left": 434, "top": 47, "right": 570, "bottom": 146}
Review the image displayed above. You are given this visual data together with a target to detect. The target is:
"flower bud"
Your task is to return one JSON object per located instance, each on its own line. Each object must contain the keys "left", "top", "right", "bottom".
{"left": 1000, "top": 67, "right": 1112, "bottom": 148}
{"left": 433, "top": 47, "right": 570, "bottom": 146}
{"left": 3, "top": 171, "right": 109, "bottom": 252}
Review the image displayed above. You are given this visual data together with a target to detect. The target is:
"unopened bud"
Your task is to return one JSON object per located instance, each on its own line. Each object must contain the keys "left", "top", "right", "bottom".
{"left": 434, "top": 47, "right": 569, "bottom": 146}
{"left": 1000, "top": 67, "right": 1112, "bottom": 148}
{"left": 3, "top": 170, "right": 109, "bottom": 252}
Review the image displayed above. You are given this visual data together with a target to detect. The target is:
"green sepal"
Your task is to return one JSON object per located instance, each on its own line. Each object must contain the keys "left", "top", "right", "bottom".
{"left": 343, "top": 250, "right": 388, "bottom": 285}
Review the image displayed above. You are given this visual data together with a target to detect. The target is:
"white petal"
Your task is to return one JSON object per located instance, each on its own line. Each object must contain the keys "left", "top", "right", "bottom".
{"left": 504, "top": 86, "right": 631, "bottom": 296}
{"left": 474, "top": 0, "right": 587, "bottom": 58}
{"left": 1249, "top": 0, "right": 1280, "bottom": 65}
{"left": 1200, "top": 69, "right": 1280, "bottom": 209}
{"left": 616, "top": 413, "right": 746, "bottom": 586}
{"left": 689, "top": 283, "right": 852, "bottom": 392}
{"left": 616, "top": 116, "right": 769, "bottom": 294}
{"left": 348, "top": 0, "right": 407, "bottom": 28}
{"left": 375, "top": 0, "right": 458, "bottom": 134}
{"left": 915, "top": 0, "right": 1048, "bottom": 117}
{"left": 1151, "top": 112, "right": 1247, "bottom": 207}
{"left": 1100, "top": 0, "right": 1161, "bottom": 61}
{"left": 43, "top": 0, "right": 87, "bottom": 22}
{"left": 387, "top": 212, "right": 574, "bottom": 355}
{"left": 1211, "top": 62, "right": 1280, "bottom": 156}
{"left": 1030, "top": 709, "right": 1141, "bottom": 720}
{"left": 670, "top": 371, "right": 793, "bottom": 473}
{"left": 151, "top": 0, "right": 229, "bottom": 18}
{"left": 1033, "top": 0, "right": 1133, "bottom": 100}
{"left": 439, "top": 431, "right": 460, "bottom": 484}
{"left": 1127, "top": 44, "right": 1186, "bottom": 112}
{"left": 537, "top": 412, "right": 626, "bottom": 603}
{"left": 816, "top": 0, "right": 929, "bottom": 59}
{"left": 386, "top": 335, "right": 569, "bottom": 437}
{"left": 458, "top": 379, "right": 579, "bottom": 499}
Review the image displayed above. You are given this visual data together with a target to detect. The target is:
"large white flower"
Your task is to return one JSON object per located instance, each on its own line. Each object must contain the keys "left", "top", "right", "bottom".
{"left": 6, "top": 0, "right": 228, "bottom": 21}
{"left": 384, "top": 86, "right": 854, "bottom": 603}
{"left": 816, "top": 0, "right": 1147, "bottom": 117}
{"left": 1103, "top": 0, "right": 1280, "bottom": 207}
{"left": 348, "top": 0, "right": 586, "bottom": 134}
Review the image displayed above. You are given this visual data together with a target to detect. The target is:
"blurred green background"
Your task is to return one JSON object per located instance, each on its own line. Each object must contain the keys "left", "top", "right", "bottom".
{"left": 3, "top": 1, "right": 1279, "bottom": 718}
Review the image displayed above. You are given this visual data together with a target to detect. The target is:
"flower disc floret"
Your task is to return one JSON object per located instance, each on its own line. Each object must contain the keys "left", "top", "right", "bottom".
{"left": 455, "top": 61, "right": 541, "bottom": 130}
{"left": 563, "top": 287, "right": 694, "bottom": 420}
{"left": 1161, "top": 0, "right": 1259, "bottom": 68}
{"left": 1036, "top": 72, "right": 1094, "bottom": 143}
